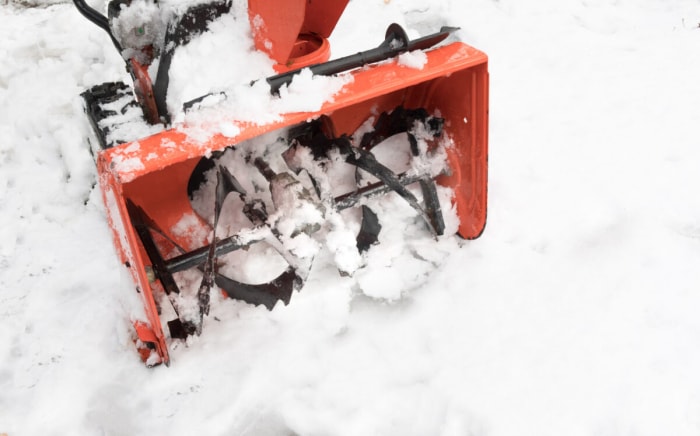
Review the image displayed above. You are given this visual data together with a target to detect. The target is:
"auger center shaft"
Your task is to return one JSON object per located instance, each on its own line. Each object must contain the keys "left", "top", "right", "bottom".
{"left": 165, "top": 169, "right": 439, "bottom": 273}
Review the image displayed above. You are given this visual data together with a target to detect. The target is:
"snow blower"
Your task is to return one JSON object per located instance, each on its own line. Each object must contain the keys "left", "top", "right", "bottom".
{"left": 74, "top": 0, "right": 488, "bottom": 366}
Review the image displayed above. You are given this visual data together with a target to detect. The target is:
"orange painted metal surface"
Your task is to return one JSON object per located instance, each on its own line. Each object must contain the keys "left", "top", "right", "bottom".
{"left": 248, "top": 0, "right": 349, "bottom": 70}
{"left": 100, "top": 41, "right": 488, "bottom": 365}
{"left": 273, "top": 32, "right": 330, "bottom": 72}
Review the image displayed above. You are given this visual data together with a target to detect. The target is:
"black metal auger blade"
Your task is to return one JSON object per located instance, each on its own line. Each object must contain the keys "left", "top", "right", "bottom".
{"left": 195, "top": 164, "right": 245, "bottom": 334}
{"left": 357, "top": 106, "right": 447, "bottom": 236}
{"left": 359, "top": 107, "right": 437, "bottom": 150}
{"left": 416, "top": 178, "right": 445, "bottom": 236}
{"left": 407, "top": 133, "right": 446, "bottom": 236}
{"left": 187, "top": 150, "right": 224, "bottom": 201}
{"left": 126, "top": 199, "right": 182, "bottom": 297}
{"left": 286, "top": 114, "right": 443, "bottom": 244}
{"left": 337, "top": 136, "right": 440, "bottom": 236}
{"left": 214, "top": 268, "right": 301, "bottom": 310}
{"left": 186, "top": 161, "right": 310, "bottom": 311}
{"left": 356, "top": 205, "right": 381, "bottom": 252}
{"left": 126, "top": 199, "right": 201, "bottom": 339}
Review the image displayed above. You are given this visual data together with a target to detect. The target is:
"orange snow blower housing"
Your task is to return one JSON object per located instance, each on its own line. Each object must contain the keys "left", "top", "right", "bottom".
{"left": 74, "top": 0, "right": 488, "bottom": 366}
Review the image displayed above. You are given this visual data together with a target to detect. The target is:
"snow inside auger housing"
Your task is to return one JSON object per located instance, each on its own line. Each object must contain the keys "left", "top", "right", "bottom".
{"left": 73, "top": 0, "right": 489, "bottom": 366}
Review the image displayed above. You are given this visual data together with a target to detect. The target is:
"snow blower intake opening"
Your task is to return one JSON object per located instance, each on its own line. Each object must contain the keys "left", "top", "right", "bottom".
{"left": 127, "top": 107, "right": 454, "bottom": 341}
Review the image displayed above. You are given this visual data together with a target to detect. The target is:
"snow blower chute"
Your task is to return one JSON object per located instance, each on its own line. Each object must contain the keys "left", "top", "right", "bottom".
{"left": 74, "top": 0, "right": 488, "bottom": 366}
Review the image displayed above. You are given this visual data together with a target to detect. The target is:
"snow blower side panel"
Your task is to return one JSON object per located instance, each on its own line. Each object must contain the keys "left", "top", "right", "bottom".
{"left": 96, "top": 41, "right": 488, "bottom": 365}
{"left": 428, "top": 63, "right": 489, "bottom": 238}
{"left": 97, "top": 157, "right": 171, "bottom": 365}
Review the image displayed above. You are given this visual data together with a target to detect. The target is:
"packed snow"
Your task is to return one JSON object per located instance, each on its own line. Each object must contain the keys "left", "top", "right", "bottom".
{"left": 2, "top": 0, "right": 700, "bottom": 435}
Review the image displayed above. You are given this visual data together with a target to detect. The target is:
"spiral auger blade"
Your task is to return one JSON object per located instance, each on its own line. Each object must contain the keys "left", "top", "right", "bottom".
{"left": 285, "top": 107, "right": 448, "bottom": 242}
{"left": 185, "top": 154, "right": 321, "bottom": 312}
{"left": 128, "top": 106, "right": 453, "bottom": 342}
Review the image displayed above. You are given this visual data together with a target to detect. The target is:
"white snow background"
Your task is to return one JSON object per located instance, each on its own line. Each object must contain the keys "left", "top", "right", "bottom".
{"left": 2, "top": 0, "right": 700, "bottom": 435}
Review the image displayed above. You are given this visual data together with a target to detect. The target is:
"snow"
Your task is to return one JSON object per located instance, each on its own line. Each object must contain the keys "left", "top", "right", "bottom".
{"left": 2, "top": 0, "right": 700, "bottom": 435}
{"left": 110, "top": 0, "right": 164, "bottom": 63}
{"left": 398, "top": 49, "right": 428, "bottom": 69}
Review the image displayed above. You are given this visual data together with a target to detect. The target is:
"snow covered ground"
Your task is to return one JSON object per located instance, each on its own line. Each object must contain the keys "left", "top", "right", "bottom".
{"left": 2, "top": 0, "right": 700, "bottom": 434}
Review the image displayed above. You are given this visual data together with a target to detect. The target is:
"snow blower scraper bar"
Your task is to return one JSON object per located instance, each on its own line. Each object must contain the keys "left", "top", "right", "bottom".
{"left": 74, "top": 0, "right": 488, "bottom": 365}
